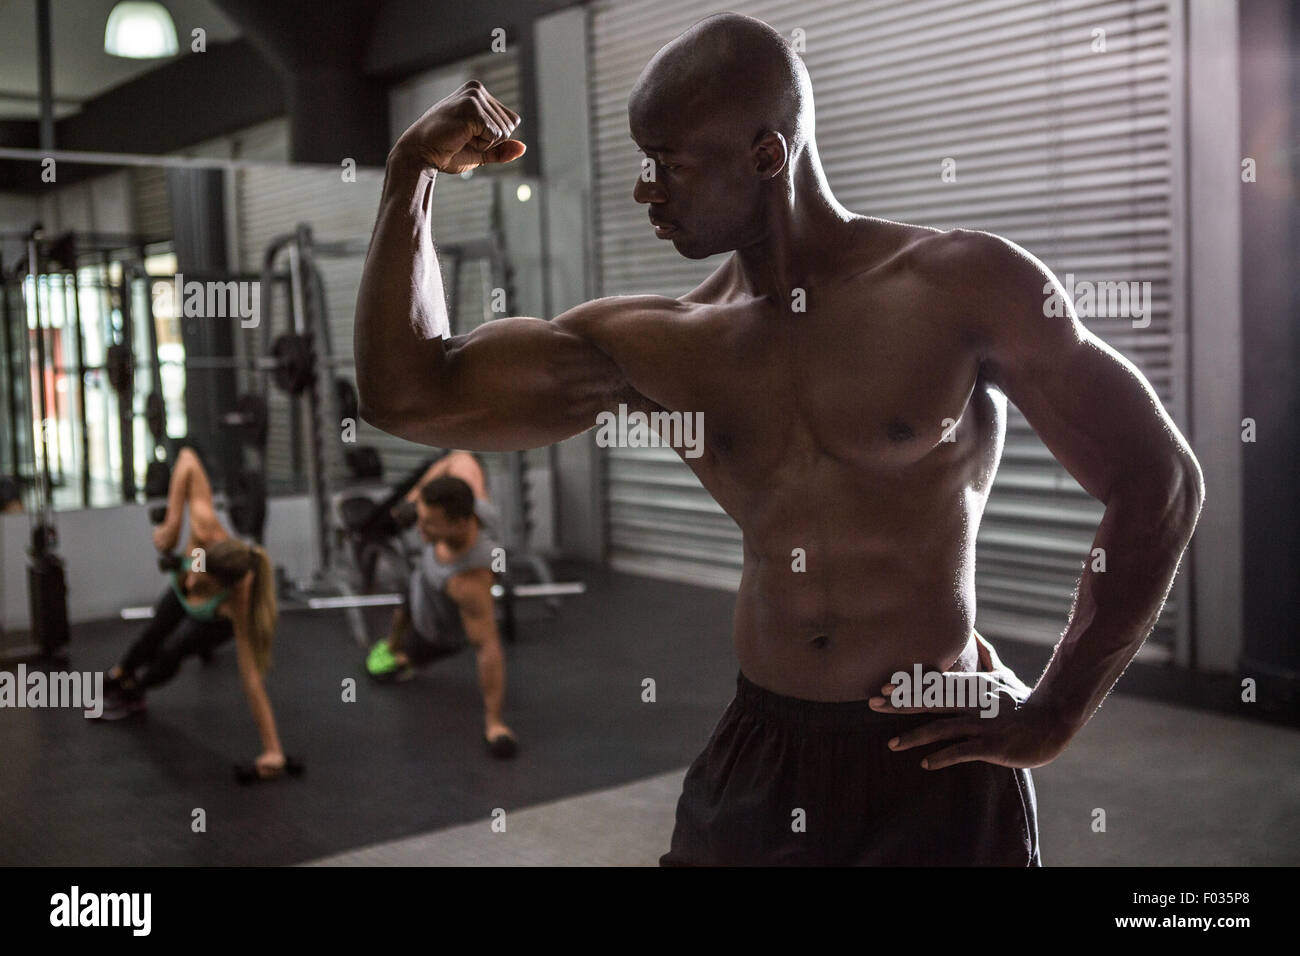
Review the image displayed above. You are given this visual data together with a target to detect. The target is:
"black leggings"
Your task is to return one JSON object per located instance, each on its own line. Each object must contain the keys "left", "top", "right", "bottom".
{"left": 118, "top": 588, "right": 233, "bottom": 690}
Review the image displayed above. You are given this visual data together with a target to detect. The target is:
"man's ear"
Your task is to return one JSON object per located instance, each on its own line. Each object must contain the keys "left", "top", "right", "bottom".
{"left": 752, "top": 130, "right": 788, "bottom": 180}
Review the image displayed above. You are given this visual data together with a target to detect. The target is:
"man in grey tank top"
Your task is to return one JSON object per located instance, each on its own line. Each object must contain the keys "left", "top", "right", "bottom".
{"left": 366, "top": 465, "right": 517, "bottom": 758}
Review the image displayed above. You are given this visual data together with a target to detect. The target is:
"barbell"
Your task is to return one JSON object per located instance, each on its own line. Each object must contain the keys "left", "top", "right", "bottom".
{"left": 184, "top": 331, "right": 318, "bottom": 396}
{"left": 123, "top": 580, "right": 587, "bottom": 619}
{"left": 113, "top": 332, "right": 324, "bottom": 398}
{"left": 109, "top": 334, "right": 314, "bottom": 394}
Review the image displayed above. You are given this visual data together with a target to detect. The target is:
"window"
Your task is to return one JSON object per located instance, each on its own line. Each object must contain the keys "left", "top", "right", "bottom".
{"left": 1, "top": 244, "right": 182, "bottom": 511}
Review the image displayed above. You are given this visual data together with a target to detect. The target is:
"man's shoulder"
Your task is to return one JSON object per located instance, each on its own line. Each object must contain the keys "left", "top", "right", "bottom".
{"left": 551, "top": 294, "right": 689, "bottom": 337}
{"left": 550, "top": 294, "right": 704, "bottom": 377}
{"left": 472, "top": 498, "right": 503, "bottom": 538}
{"left": 444, "top": 564, "right": 494, "bottom": 605}
{"left": 903, "top": 228, "right": 1084, "bottom": 361}
{"left": 897, "top": 226, "right": 1022, "bottom": 276}
{"left": 899, "top": 227, "right": 1050, "bottom": 302}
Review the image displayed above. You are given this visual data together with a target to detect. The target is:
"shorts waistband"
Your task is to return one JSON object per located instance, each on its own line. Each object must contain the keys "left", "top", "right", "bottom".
{"left": 734, "top": 670, "right": 913, "bottom": 734}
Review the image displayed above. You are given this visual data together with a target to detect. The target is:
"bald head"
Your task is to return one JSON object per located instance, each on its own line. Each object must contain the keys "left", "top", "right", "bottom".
{"left": 627, "top": 14, "right": 823, "bottom": 260}
{"left": 630, "top": 13, "right": 813, "bottom": 156}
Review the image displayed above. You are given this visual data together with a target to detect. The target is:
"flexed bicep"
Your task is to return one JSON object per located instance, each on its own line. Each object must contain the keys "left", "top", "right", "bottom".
{"left": 363, "top": 296, "right": 678, "bottom": 451}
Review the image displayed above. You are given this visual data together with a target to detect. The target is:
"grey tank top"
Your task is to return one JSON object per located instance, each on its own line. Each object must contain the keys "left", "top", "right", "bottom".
{"left": 409, "top": 499, "right": 503, "bottom": 641}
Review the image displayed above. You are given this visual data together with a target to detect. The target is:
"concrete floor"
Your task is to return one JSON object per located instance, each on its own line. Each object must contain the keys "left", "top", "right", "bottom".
{"left": 1032, "top": 693, "right": 1300, "bottom": 866}
{"left": 308, "top": 691, "right": 1300, "bottom": 866}
{"left": 4, "top": 559, "right": 1295, "bottom": 866}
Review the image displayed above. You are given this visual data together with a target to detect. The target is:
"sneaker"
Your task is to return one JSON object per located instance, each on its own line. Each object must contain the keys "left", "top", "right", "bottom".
{"left": 366, "top": 642, "right": 413, "bottom": 682}
{"left": 95, "top": 685, "right": 146, "bottom": 721}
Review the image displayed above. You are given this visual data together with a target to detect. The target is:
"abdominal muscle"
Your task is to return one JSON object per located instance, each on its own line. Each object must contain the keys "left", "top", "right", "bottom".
{"left": 731, "top": 533, "right": 981, "bottom": 703}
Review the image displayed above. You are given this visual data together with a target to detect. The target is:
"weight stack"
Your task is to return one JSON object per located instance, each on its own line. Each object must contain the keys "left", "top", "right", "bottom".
{"left": 27, "top": 550, "right": 69, "bottom": 658}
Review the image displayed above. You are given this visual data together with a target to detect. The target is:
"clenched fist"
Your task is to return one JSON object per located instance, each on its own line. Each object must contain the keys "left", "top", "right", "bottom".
{"left": 390, "top": 80, "right": 525, "bottom": 175}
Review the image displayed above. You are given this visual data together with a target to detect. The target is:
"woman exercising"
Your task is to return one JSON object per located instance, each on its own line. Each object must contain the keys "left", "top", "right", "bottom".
{"left": 97, "top": 447, "right": 289, "bottom": 780}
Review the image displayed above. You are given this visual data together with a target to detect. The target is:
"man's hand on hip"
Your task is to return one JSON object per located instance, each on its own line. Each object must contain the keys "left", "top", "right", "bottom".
{"left": 868, "top": 639, "right": 1076, "bottom": 771}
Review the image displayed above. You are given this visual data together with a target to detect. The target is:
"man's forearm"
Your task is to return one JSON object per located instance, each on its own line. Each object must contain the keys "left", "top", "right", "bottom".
{"left": 475, "top": 640, "right": 506, "bottom": 727}
{"left": 354, "top": 152, "right": 451, "bottom": 425}
{"left": 462, "top": 610, "right": 505, "bottom": 725}
{"left": 1031, "top": 466, "right": 1203, "bottom": 733}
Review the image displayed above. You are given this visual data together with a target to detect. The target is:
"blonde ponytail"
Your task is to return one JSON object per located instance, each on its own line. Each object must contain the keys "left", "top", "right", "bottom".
{"left": 247, "top": 545, "right": 277, "bottom": 674}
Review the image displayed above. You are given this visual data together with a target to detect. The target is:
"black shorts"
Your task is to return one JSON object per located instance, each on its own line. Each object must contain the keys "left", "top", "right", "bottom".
{"left": 661, "top": 671, "right": 1041, "bottom": 866}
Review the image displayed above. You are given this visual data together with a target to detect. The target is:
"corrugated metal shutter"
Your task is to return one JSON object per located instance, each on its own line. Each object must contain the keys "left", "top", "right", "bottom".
{"left": 590, "top": 0, "right": 1181, "bottom": 647}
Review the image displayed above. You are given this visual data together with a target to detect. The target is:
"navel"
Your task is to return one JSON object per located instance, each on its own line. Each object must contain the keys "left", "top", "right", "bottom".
{"left": 886, "top": 419, "right": 915, "bottom": 442}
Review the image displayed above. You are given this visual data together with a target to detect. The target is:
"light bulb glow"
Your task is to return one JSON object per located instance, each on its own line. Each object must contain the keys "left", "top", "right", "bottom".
{"left": 105, "top": 2, "right": 179, "bottom": 59}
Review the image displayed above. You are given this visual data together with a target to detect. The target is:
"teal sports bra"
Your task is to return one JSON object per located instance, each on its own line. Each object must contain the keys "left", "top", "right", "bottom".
{"left": 170, "top": 554, "right": 230, "bottom": 623}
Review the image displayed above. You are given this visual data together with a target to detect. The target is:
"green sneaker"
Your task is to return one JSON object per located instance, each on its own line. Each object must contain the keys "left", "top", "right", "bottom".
{"left": 366, "top": 642, "right": 413, "bottom": 682}
{"left": 366, "top": 641, "right": 396, "bottom": 674}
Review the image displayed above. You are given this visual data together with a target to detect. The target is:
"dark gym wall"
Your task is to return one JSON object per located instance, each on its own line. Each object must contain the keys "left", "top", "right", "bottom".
{"left": 206, "top": 0, "right": 575, "bottom": 167}
{"left": 55, "top": 40, "right": 283, "bottom": 156}
{"left": 362, "top": 0, "right": 577, "bottom": 76}
{"left": 281, "top": 67, "right": 389, "bottom": 167}
{"left": 1238, "top": 0, "right": 1300, "bottom": 707}
{"left": 210, "top": 0, "right": 390, "bottom": 166}
{"left": 0, "top": 40, "right": 284, "bottom": 191}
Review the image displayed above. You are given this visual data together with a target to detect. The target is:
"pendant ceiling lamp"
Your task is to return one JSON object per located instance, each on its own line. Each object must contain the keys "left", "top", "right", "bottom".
{"left": 104, "top": 1, "right": 179, "bottom": 59}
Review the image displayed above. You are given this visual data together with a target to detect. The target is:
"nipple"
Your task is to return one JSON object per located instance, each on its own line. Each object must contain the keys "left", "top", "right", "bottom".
{"left": 887, "top": 419, "right": 915, "bottom": 442}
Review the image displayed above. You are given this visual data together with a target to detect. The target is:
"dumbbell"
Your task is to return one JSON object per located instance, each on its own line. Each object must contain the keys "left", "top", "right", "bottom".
{"left": 149, "top": 505, "right": 168, "bottom": 525}
{"left": 157, "top": 551, "right": 183, "bottom": 574}
{"left": 234, "top": 754, "right": 305, "bottom": 785}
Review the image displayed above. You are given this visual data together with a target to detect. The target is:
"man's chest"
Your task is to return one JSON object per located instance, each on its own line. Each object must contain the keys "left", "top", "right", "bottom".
{"left": 625, "top": 284, "right": 987, "bottom": 471}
